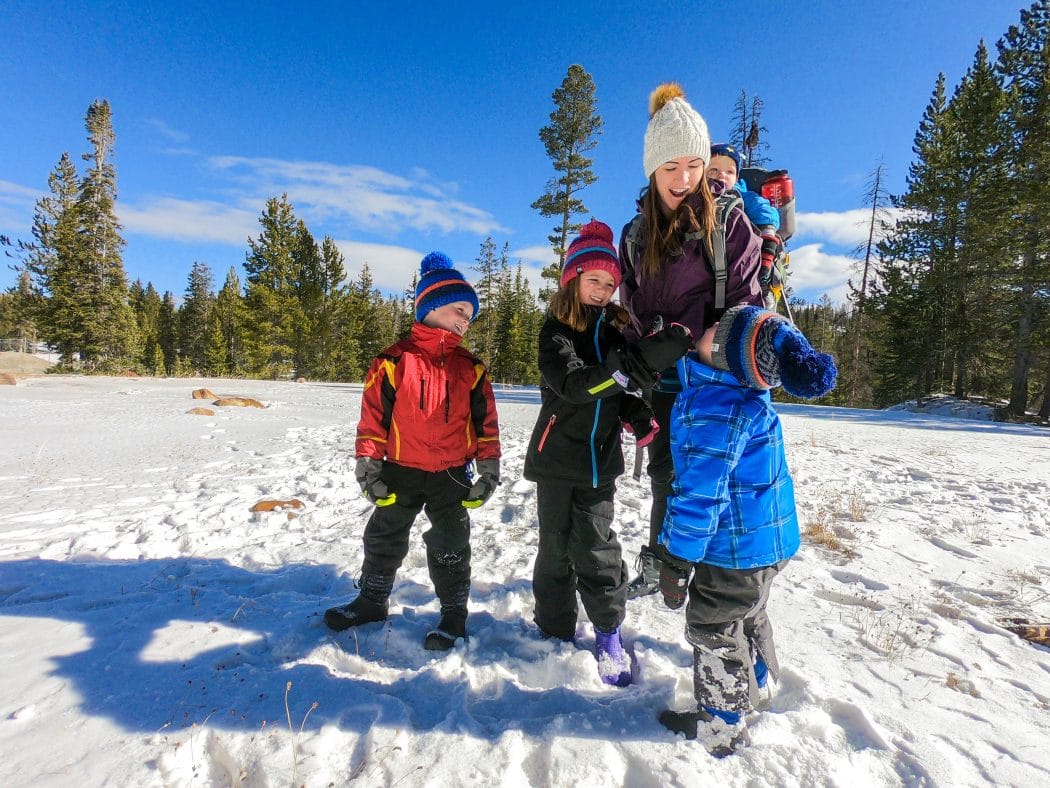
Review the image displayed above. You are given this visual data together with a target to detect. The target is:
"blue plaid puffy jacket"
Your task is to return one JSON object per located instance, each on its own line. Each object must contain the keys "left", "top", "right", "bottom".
{"left": 658, "top": 355, "right": 800, "bottom": 568}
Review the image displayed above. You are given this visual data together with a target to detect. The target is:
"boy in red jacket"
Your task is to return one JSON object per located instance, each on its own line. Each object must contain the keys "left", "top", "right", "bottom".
{"left": 324, "top": 252, "right": 501, "bottom": 651}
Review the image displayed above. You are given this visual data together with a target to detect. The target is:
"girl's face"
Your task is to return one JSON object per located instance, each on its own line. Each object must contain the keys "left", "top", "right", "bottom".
{"left": 706, "top": 154, "right": 739, "bottom": 189}
{"left": 422, "top": 300, "right": 474, "bottom": 336}
{"left": 576, "top": 270, "right": 617, "bottom": 307}
{"left": 653, "top": 155, "right": 706, "bottom": 214}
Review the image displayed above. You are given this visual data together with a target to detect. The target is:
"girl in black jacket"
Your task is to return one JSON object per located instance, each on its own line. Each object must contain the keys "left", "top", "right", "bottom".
{"left": 523, "top": 220, "right": 691, "bottom": 687}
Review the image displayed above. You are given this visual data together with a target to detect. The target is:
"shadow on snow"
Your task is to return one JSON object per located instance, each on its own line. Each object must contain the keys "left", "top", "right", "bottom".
{"left": 0, "top": 556, "right": 683, "bottom": 741}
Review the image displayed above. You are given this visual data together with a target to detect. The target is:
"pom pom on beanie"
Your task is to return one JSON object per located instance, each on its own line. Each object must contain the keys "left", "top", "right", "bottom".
{"left": 643, "top": 82, "right": 711, "bottom": 178}
{"left": 711, "top": 306, "right": 837, "bottom": 399}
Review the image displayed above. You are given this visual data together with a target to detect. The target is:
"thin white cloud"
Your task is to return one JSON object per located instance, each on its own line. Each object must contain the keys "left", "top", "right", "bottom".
{"left": 144, "top": 117, "right": 190, "bottom": 143}
{"left": 0, "top": 180, "right": 40, "bottom": 235}
{"left": 209, "top": 155, "right": 508, "bottom": 236}
{"left": 118, "top": 198, "right": 259, "bottom": 245}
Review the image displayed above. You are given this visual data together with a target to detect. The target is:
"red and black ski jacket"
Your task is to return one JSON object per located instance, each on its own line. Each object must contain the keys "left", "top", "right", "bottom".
{"left": 356, "top": 322, "right": 501, "bottom": 472}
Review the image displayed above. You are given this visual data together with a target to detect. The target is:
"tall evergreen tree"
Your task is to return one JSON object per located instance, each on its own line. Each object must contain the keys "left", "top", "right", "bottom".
{"left": 997, "top": 1, "right": 1050, "bottom": 415}
{"left": 206, "top": 267, "right": 248, "bottom": 376}
{"left": 531, "top": 64, "right": 602, "bottom": 291}
{"left": 243, "top": 194, "right": 302, "bottom": 378}
{"left": 76, "top": 99, "right": 135, "bottom": 367}
{"left": 178, "top": 261, "right": 215, "bottom": 374}
{"left": 874, "top": 74, "right": 957, "bottom": 397}
{"left": 155, "top": 292, "right": 178, "bottom": 374}
{"left": 22, "top": 153, "right": 82, "bottom": 362}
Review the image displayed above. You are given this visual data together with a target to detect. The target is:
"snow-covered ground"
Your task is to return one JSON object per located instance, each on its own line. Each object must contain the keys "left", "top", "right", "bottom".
{"left": 1, "top": 375, "right": 1048, "bottom": 787}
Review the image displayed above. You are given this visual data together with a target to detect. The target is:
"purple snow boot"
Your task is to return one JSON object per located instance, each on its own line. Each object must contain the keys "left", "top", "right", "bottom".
{"left": 594, "top": 626, "right": 632, "bottom": 687}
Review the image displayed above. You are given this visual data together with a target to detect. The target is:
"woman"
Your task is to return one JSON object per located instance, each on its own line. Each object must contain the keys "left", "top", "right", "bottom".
{"left": 618, "top": 83, "right": 764, "bottom": 598}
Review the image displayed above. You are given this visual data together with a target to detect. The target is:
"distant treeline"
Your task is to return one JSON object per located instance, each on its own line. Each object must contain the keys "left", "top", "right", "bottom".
{"left": 1, "top": 3, "right": 1048, "bottom": 415}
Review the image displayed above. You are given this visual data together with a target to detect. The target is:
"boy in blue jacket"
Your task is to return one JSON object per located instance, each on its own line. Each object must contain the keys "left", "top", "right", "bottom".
{"left": 656, "top": 305, "right": 837, "bottom": 755}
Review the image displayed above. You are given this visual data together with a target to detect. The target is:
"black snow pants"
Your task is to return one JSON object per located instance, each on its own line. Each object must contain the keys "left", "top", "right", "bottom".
{"left": 644, "top": 389, "right": 677, "bottom": 549}
{"left": 532, "top": 479, "right": 628, "bottom": 639}
{"left": 360, "top": 461, "right": 472, "bottom": 612}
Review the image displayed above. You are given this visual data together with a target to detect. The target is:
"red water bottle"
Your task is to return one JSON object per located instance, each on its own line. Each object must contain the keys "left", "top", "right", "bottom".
{"left": 761, "top": 171, "right": 794, "bottom": 209}
{"left": 761, "top": 170, "right": 795, "bottom": 241}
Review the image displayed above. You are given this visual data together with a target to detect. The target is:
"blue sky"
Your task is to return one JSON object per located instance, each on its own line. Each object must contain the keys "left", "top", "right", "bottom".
{"left": 0, "top": 1, "right": 1028, "bottom": 305}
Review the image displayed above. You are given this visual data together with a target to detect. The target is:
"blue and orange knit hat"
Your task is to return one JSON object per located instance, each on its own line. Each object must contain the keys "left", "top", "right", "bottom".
{"left": 561, "top": 220, "right": 622, "bottom": 288}
{"left": 414, "top": 252, "right": 480, "bottom": 323}
{"left": 711, "top": 305, "right": 837, "bottom": 399}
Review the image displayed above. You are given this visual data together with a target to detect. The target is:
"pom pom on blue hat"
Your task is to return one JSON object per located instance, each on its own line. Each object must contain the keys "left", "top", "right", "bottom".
{"left": 711, "top": 306, "right": 837, "bottom": 399}
{"left": 414, "top": 252, "right": 480, "bottom": 323}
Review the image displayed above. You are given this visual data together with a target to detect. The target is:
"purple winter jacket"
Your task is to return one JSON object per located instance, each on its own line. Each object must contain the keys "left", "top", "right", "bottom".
{"left": 617, "top": 187, "right": 763, "bottom": 342}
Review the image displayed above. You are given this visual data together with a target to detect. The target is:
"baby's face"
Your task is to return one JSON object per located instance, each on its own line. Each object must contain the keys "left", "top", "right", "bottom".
{"left": 706, "top": 154, "right": 739, "bottom": 189}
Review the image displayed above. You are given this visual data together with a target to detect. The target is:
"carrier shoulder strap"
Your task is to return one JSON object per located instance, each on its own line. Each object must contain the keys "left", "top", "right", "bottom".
{"left": 682, "top": 189, "right": 742, "bottom": 315}
{"left": 622, "top": 214, "right": 643, "bottom": 290}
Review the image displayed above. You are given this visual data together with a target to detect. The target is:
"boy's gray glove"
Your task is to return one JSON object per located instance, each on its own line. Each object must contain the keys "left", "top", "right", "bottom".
{"left": 355, "top": 457, "right": 396, "bottom": 507}
{"left": 462, "top": 459, "right": 500, "bottom": 509}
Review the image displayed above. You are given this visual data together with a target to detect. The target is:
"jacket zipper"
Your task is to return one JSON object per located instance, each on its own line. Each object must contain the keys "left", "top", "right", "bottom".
{"left": 589, "top": 310, "right": 606, "bottom": 488}
{"left": 420, "top": 377, "right": 425, "bottom": 410}
{"left": 445, "top": 380, "right": 450, "bottom": 422}
{"left": 537, "top": 415, "right": 556, "bottom": 452}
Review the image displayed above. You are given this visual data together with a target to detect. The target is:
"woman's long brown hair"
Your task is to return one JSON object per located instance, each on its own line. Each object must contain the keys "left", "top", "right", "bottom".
{"left": 549, "top": 277, "right": 629, "bottom": 333}
{"left": 639, "top": 175, "right": 716, "bottom": 280}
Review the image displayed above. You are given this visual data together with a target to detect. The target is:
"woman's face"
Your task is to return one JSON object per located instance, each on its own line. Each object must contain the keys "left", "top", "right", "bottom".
{"left": 576, "top": 270, "right": 617, "bottom": 307}
{"left": 653, "top": 155, "right": 706, "bottom": 213}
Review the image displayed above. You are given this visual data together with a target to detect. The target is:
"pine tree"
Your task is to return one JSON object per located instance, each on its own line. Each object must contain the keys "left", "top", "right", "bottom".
{"left": 76, "top": 99, "right": 134, "bottom": 368}
{"left": 531, "top": 64, "right": 602, "bottom": 293}
{"left": 997, "top": 1, "right": 1050, "bottom": 415}
{"left": 158, "top": 292, "right": 178, "bottom": 374}
{"left": 243, "top": 194, "right": 301, "bottom": 378}
{"left": 943, "top": 41, "right": 1010, "bottom": 399}
{"left": 313, "top": 235, "right": 349, "bottom": 379}
{"left": 207, "top": 267, "right": 248, "bottom": 376}
{"left": 470, "top": 237, "right": 505, "bottom": 368}
{"left": 178, "top": 261, "right": 215, "bottom": 374}
{"left": 874, "top": 74, "right": 958, "bottom": 397}
{"left": 22, "top": 153, "right": 82, "bottom": 362}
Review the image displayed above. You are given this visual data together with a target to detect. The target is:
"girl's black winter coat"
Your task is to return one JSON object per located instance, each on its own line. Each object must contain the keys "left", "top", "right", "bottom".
{"left": 524, "top": 306, "right": 653, "bottom": 488}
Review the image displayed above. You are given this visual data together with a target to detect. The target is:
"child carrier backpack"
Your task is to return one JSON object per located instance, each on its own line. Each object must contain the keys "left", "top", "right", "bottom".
{"left": 741, "top": 167, "right": 795, "bottom": 319}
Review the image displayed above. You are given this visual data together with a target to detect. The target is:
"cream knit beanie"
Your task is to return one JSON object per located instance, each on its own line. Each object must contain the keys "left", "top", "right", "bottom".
{"left": 643, "top": 83, "right": 711, "bottom": 178}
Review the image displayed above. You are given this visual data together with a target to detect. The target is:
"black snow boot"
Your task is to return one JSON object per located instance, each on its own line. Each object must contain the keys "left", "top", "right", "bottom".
{"left": 324, "top": 572, "right": 393, "bottom": 631}
{"left": 423, "top": 606, "right": 467, "bottom": 651}
{"left": 626, "top": 546, "right": 662, "bottom": 599}
{"left": 658, "top": 706, "right": 751, "bottom": 758}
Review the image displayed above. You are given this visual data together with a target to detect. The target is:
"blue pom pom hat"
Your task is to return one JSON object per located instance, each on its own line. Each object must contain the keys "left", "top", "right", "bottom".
{"left": 711, "top": 305, "right": 838, "bottom": 399}
{"left": 414, "top": 252, "right": 480, "bottom": 323}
